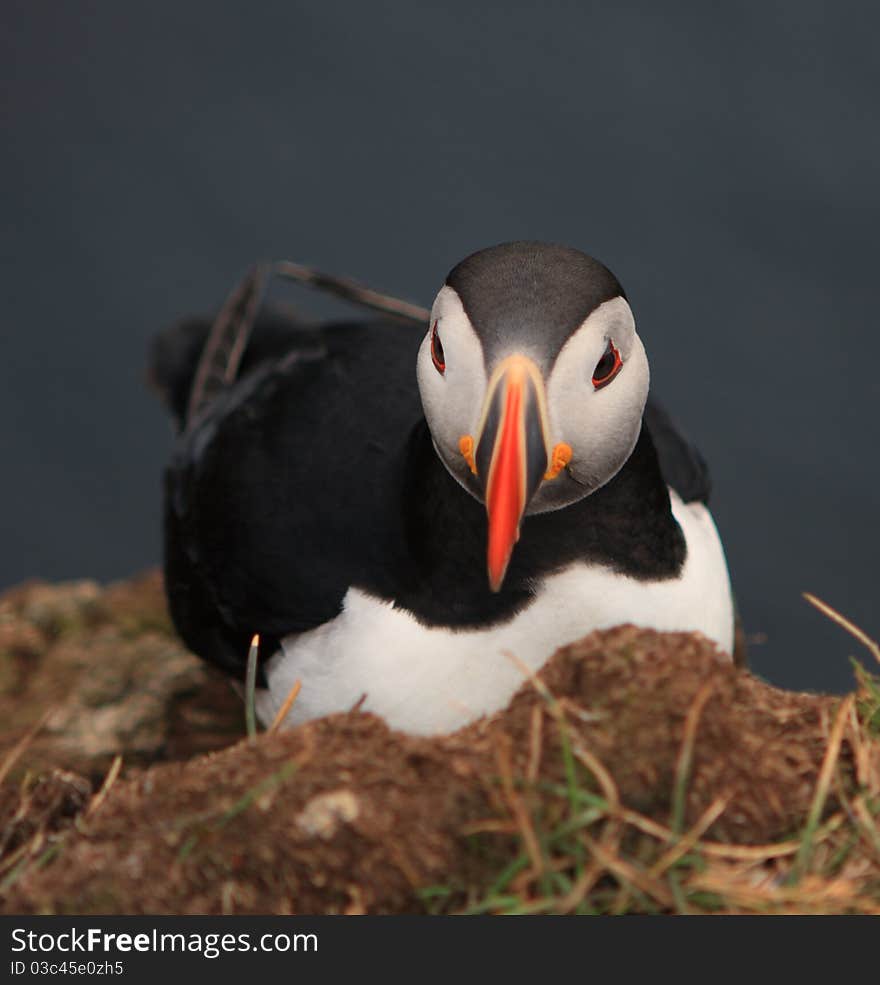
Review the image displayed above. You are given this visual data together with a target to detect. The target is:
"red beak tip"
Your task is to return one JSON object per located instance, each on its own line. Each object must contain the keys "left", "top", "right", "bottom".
{"left": 487, "top": 554, "right": 511, "bottom": 592}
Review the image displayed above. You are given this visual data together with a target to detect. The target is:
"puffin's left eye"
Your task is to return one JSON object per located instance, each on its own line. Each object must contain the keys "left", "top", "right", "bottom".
{"left": 592, "top": 340, "right": 622, "bottom": 389}
{"left": 431, "top": 321, "right": 446, "bottom": 375}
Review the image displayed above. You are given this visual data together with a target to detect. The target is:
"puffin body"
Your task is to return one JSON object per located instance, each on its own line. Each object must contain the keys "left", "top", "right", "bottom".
{"left": 155, "top": 242, "right": 736, "bottom": 736}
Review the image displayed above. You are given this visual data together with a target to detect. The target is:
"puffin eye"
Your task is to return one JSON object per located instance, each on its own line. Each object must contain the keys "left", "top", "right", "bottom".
{"left": 592, "top": 340, "right": 622, "bottom": 389}
{"left": 431, "top": 321, "right": 446, "bottom": 375}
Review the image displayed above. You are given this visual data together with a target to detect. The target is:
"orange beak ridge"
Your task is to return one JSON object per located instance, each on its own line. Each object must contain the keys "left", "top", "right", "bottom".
{"left": 478, "top": 357, "right": 549, "bottom": 592}
{"left": 486, "top": 375, "right": 526, "bottom": 591}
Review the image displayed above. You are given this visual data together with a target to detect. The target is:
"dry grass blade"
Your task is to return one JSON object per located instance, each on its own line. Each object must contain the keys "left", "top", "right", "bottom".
{"left": 648, "top": 795, "right": 729, "bottom": 879}
{"left": 0, "top": 839, "right": 33, "bottom": 879}
{"left": 86, "top": 755, "right": 123, "bottom": 819}
{"left": 555, "top": 861, "right": 605, "bottom": 913}
{"left": 616, "top": 804, "right": 843, "bottom": 861}
{"left": 245, "top": 634, "right": 260, "bottom": 740}
{"left": 274, "top": 261, "right": 430, "bottom": 324}
{"left": 671, "top": 680, "right": 715, "bottom": 834}
{"left": 571, "top": 742, "right": 620, "bottom": 810}
{"left": 186, "top": 265, "right": 266, "bottom": 425}
{"left": 581, "top": 831, "right": 674, "bottom": 908}
{"left": 502, "top": 649, "right": 556, "bottom": 707}
{"left": 850, "top": 797, "right": 880, "bottom": 860}
{"left": 847, "top": 701, "right": 872, "bottom": 788}
{"left": 459, "top": 818, "right": 520, "bottom": 836}
{"left": 185, "top": 259, "right": 428, "bottom": 430}
{"left": 842, "top": 703, "right": 880, "bottom": 860}
{"left": 492, "top": 733, "right": 544, "bottom": 881}
{"left": 792, "top": 694, "right": 855, "bottom": 880}
{"left": 803, "top": 593, "right": 880, "bottom": 667}
{"left": 0, "top": 707, "right": 55, "bottom": 786}
{"left": 526, "top": 706, "right": 543, "bottom": 784}
{"left": 269, "top": 679, "right": 302, "bottom": 734}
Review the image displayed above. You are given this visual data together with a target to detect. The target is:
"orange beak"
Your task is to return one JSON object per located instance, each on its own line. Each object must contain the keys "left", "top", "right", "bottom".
{"left": 475, "top": 356, "right": 550, "bottom": 592}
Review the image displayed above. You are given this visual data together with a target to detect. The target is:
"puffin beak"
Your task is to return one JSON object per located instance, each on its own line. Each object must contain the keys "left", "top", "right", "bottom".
{"left": 475, "top": 355, "right": 550, "bottom": 592}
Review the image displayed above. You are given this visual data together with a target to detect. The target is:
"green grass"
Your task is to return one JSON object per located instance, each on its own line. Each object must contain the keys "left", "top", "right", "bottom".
{"left": 853, "top": 658, "right": 880, "bottom": 737}
{"left": 177, "top": 760, "right": 298, "bottom": 861}
{"left": 425, "top": 667, "right": 880, "bottom": 916}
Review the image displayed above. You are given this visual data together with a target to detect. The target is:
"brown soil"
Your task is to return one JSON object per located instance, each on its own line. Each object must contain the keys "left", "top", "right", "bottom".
{"left": 0, "top": 572, "right": 877, "bottom": 914}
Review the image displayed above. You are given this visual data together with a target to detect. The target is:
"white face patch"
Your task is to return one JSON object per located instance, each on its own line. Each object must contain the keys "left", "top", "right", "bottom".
{"left": 416, "top": 286, "right": 488, "bottom": 496}
{"left": 536, "top": 297, "right": 650, "bottom": 509}
{"left": 417, "top": 289, "right": 650, "bottom": 513}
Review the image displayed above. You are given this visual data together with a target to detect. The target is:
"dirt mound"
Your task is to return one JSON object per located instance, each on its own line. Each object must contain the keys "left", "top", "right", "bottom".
{"left": 0, "top": 573, "right": 878, "bottom": 914}
{"left": 0, "top": 572, "right": 243, "bottom": 779}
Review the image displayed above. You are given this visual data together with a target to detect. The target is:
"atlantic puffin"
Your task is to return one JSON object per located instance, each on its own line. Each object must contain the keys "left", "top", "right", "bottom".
{"left": 151, "top": 242, "right": 738, "bottom": 736}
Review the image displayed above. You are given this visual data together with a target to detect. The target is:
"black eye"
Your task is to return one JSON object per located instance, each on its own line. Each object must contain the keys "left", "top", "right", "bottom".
{"left": 431, "top": 321, "right": 446, "bottom": 374}
{"left": 592, "top": 340, "right": 622, "bottom": 389}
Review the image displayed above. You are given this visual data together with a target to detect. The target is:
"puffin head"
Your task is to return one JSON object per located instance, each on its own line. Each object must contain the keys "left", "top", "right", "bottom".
{"left": 417, "top": 241, "right": 650, "bottom": 591}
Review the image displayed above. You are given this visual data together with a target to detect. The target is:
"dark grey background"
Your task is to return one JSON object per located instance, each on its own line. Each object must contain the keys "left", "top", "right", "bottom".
{"left": 2, "top": 1, "right": 877, "bottom": 693}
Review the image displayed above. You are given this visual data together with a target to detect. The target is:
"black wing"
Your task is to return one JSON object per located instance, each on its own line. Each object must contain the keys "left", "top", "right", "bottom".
{"left": 151, "top": 263, "right": 430, "bottom": 678}
{"left": 643, "top": 396, "right": 711, "bottom": 504}
{"left": 157, "top": 314, "right": 423, "bottom": 678}
{"left": 148, "top": 305, "right": 313, "bottom": 432}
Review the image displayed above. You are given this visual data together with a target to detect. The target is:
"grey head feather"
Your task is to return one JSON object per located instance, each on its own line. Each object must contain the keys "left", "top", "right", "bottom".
{"left": 445, "top": 241, "right": 626, "bottom": 373}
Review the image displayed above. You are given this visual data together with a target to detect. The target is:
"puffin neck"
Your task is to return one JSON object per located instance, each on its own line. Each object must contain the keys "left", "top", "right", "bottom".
{"left": 394, "top": 418, "right": 686, "bottom": 629}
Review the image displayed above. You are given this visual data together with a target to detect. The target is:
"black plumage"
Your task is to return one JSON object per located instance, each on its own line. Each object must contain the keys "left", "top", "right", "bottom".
{"left": 154, "top": 306, "right": 711, "bottom": 680}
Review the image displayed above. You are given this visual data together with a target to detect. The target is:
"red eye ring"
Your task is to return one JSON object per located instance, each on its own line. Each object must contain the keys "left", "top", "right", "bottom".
{"left": 592, "top": 340, "right": 622, "bottom": 389}
{"left": 431, "top": 321, "right": 446, "bottom": 374}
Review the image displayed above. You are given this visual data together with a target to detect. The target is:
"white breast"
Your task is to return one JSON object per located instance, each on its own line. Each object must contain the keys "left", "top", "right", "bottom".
{"left": 255, "top": 491, "right": 734, "bottom": 736}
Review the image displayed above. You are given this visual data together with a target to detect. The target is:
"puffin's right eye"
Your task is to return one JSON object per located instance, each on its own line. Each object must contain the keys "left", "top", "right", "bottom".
{"left": 591, "top": 339, "right": 622, "bottom": 389}
{"left": 431, "top": 321, "right": 446, "bottom": 375}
